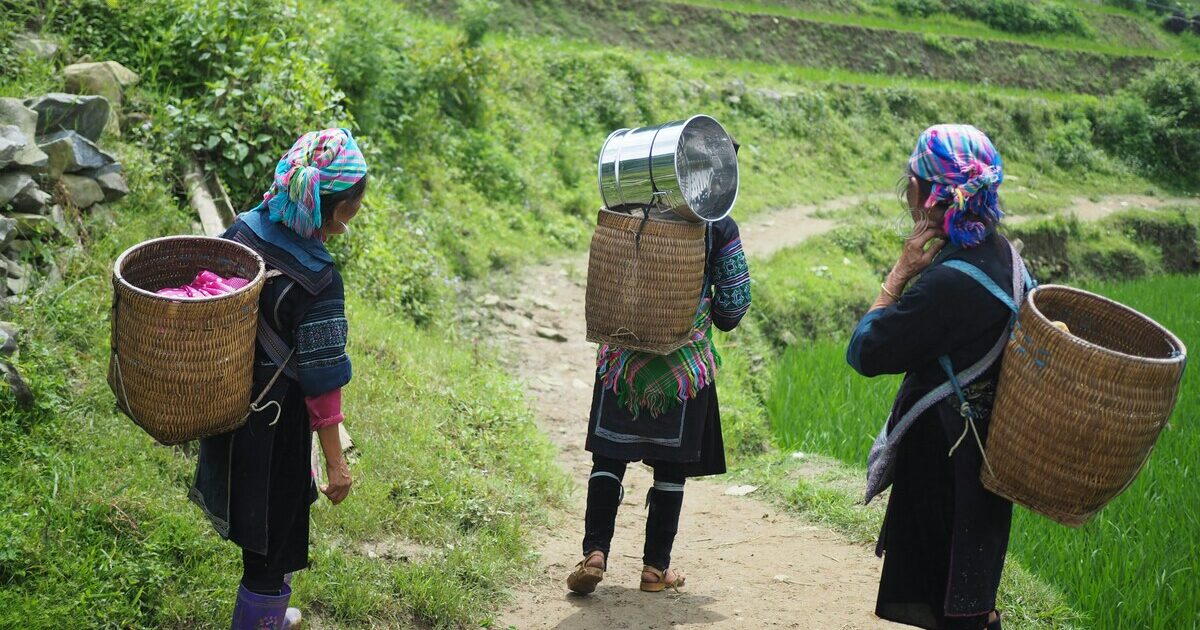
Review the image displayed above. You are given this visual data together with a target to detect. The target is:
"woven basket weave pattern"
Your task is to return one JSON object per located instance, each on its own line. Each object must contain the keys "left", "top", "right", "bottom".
{"left": 983, "top": 285, "right": 1187, "bottom": 527}
{"left": 585, "top": 209, "right": 706, "bottom": 355}
{"left": 108, "top": 237, "right": 265, "bottom": 445}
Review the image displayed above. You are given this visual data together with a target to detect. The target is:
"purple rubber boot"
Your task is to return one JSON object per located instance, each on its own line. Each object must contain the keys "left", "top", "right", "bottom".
{"left": 231, "top": 582, "right": 292, "bottom": 630}
{"left": 283, "top": 573, "right": 302, "bottom": 628}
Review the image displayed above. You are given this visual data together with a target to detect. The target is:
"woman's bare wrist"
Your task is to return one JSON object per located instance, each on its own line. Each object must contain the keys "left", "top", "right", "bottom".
{"left": 884, "top": 270, "right": 909, "bottom": 295}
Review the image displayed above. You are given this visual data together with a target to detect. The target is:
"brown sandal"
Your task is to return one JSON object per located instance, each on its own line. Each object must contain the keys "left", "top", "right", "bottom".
{"left": 566, "top": 551, "right": 606, "bottom": 594}
{"left": 639, "top": 565, "right": 686, "bottom": 593}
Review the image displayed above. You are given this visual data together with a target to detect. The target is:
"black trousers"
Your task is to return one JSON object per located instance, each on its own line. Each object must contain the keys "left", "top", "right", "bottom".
{"left": 242, "top": 549, "right": 286, "bottom": 595}
{"left": 582, "top": 454, "right": 686, "bottom": 571}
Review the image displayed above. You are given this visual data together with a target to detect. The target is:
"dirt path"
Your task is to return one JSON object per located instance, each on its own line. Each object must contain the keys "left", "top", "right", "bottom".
{"left": 739, "top": 193, "right": 892, "bottom": 258}
{"left": 490, "top": 193, "right": 1197, "bottom": 629}
{"left": 491, "top": 196, "right": 898, "bottom": 630}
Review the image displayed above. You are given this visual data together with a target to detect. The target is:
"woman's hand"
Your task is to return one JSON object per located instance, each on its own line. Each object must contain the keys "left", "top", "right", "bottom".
{"left": 889, "top": 228, "right": 946, "bottom": 290}
{"left": 316, "top": 423, "right": 352, "bottom": 504}
{"left": 321, "top": 454, "right": 353, "bottom": 505}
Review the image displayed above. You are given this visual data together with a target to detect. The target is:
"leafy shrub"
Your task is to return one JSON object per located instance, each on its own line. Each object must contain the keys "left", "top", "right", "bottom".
{"left": 1073, "top": 230, "right": 1160, "bottom": 280}
{"left": 541, "top": 51, "right": 654, "bottom": 132}
{"left": 1112, "top": 209, "right": 1200, "bottom": 273}
{"left": 1095, "top": 61, "right": 1200, "bottom": 188}
{"left": 331, "top": 191, "right": 448, "bottom": 325}
{"left": 0, "top": 8, "right": 21, "bottom": 77}
{"left": 751, "top": 232, "right": 884, "bottom": 346}
{"left": 459, "top": 0, "right": 499, "bottom": 47}
{"left": 1004, "top": 215, "right": 1076, "bottom": 281}
{"left": 1044, "top": 116, "right": 1099, "bottom": 170}
{"left": 894, "top": 0, "right": 945, "bottom": 18}
{"left": 933, "top": 0, "right": 1091, "bottom": 36}
{"left": 43, "top": 0, "right": 350, "bottom": 204}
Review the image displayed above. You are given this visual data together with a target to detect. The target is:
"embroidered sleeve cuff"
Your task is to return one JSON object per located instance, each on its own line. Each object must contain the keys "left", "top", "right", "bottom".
{"left": 306, "top": 388, "right": 345, "bottom": 431}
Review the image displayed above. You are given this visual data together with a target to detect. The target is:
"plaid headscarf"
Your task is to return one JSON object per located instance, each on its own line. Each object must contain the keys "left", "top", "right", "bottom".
{"left": 909, "top": 124, "right": 1003, "bottom": 249}
{"left": 259, "top": 128, "right": 368, "bottom": 238}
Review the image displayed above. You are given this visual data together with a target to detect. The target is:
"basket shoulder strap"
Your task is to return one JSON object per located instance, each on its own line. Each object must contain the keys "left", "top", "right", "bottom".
{"left": 941, "top": 260, "right": 1018, "bottom": 314}
{"left": 256, "top": 275, "right": 300, "bottom": 380}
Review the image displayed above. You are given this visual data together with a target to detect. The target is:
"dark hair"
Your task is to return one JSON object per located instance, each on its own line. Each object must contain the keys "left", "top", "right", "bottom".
{"left": 895, "top": 167, "right": 934, "bottom": 210}
{"left": 319, "top": 172, "right": 369, "bottom": 211}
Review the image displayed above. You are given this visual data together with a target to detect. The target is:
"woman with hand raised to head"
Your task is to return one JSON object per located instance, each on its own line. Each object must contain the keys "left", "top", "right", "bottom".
{"left": 848, "top": 125, "right": 1030, "bottom": 630}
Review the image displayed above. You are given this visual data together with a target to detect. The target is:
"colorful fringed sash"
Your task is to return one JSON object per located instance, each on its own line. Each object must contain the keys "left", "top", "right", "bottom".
{"left": 596, "top": 297, "right": 721, "bottom": 418}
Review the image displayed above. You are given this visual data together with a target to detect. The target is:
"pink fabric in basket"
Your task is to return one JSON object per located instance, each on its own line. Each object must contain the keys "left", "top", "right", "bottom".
{"left": 156, "top": 270, "right": 250, "bottom": 299}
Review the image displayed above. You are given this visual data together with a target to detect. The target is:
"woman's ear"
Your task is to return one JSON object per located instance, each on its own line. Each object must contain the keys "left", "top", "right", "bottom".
{"left": 906, "top": 176, "right": 921, "bottom": 212}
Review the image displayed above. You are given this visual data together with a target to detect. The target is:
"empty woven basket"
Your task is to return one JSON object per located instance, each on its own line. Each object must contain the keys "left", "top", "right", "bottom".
{"left": 585, "top": 209, "right": 706, "bottom": 354}
{"left": 983, "top": 284, "right": 1187, "bottom": 527}
{"left": 108, "top": 236, "right": 266, "bottom": 445}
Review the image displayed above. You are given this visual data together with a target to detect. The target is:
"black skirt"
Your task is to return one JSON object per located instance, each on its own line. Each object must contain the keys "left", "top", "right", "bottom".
{"left": 585, "top": 381, "right": 726, "bottom": 478}
{"left": 190, "top": 363, "right": 319, "bottom": 576}
{"left": 874, "top": 382, "right": 1012, "bottom": 629}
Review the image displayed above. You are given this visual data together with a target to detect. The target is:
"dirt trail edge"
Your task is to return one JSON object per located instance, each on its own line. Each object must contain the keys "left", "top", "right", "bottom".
{"left": 494, "top": 196, "right": 896, "bottom": 630}
{"left": 492, "top": 194, "right": 1197, "bottom": 629}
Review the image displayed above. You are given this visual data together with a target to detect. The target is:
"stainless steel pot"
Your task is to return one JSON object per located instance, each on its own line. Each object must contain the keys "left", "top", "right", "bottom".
{"left": 596, "top": 115, "right": 739, "bottom": 222}
{"left": 597, "top": 128, "right": 628, "bottom": 209}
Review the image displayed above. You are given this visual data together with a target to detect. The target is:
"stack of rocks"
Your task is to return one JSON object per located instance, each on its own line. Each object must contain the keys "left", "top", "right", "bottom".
{"left": 0, "top": 61, "right": 137, "bottom": 303}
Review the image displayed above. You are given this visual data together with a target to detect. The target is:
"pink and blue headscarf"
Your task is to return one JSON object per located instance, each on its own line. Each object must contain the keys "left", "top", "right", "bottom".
{"left": 908, "top": 124, "right": 1003, "bottom": 249}
{"left": 258, "top": 128, "right": 368, "bottom": 239}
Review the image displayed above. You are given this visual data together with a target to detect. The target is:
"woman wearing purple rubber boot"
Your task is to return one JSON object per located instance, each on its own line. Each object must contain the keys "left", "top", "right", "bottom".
{"left": 189, "top": 129, "right": 367, "bottom": 629}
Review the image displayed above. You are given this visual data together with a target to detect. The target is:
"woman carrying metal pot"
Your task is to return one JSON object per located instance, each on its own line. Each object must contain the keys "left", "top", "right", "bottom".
{"left": 189, "top": 128, "right": 367, "bottom": 629}
{"left": 847, "top": 125, "right": 1031, "bottom": 630}
{"left": 568, "top": 138, "right": 751, "bottom": 595}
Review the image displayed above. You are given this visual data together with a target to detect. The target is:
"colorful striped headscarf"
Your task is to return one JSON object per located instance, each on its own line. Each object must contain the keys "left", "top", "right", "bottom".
{"left": 908, "top": 124, "right": 1003, "bottom": 249}
{"left": 259, "top": 128, "right": 368, "bottom": 238}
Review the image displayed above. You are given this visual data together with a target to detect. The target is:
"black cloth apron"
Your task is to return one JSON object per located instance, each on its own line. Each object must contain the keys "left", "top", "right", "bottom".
{"left": 189, "top": 361, "right": 317, "bottom": 575}
{"left": 585, "top": 381, "right": 726, "bottom": 478}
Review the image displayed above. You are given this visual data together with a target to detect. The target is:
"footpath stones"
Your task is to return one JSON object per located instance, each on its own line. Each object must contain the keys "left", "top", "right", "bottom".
{"left": 82, "top": 164, "right": 129, "bottom": 202}
{"left": 0, "top": 126, "right": 26, "bottom": 169}
{"left": 61, "top": 174, "right": 105, "bottom": 209}
{"left": 0, "top": 323, "right": 17, "bottom": 358}
{"left": 11, "top": 33, "right": 58, "bottom": 60}
{"left": 38, "top": 130, "right": 115, "bottom": 178}
{"left": 9, "top": 183, "right": 52, "bottom": 214}
{"left": 0, "top": 99, "right": 48, "bottom": 170}
{"left": 0, "top": 217, "right": 15, "bottom": 246}
{"left": 64, "top": 61, "right": 139, "bottom": 106}
{"left": 0, "top": 172, "right": 35, "bottom": 208}
{"left": 27, "top": 93, "right": 111, "bottom": 142}
{"left": 0, "top": 61, "right": 133, "bottom": 316}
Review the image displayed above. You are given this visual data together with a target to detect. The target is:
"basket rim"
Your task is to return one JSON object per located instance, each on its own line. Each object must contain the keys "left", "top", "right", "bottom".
{"left": 113, "top": 235, "right": 266, "bottom": 304}
{"left": 596, "top": 207, "right": 704, "bottom": 227}
{"left": 1027, "top": 284, "right": 1188, "bottom": 366}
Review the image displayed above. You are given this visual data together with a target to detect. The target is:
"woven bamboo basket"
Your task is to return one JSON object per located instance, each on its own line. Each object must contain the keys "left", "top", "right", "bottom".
{"left": 108, "top": 236, "right": 266, "bottom": 445}
{"left": 983, "top": 284, "right": 1187, "bottom": 527}
{"left": 585, "top": 209, "right": 706, "bottom": 354}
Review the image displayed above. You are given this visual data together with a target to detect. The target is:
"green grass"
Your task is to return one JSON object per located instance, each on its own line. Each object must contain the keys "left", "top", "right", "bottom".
{"left": 682, "top": 0, "right": 1200, "bottom": 59}
{"left": 1010, "top": 275, "right": 1200, "bottom": 630}
{"left": 0, "top": 142, "right": 564, "bottom": 628}
{"left": 425, "top": 0, "right": 1185, "bottom": 94}
{"left": 493, "top": 30, "right": 1101, "bottom": 102}
{"left": 764, "top": 275, "right": 1200, "bottom": 629}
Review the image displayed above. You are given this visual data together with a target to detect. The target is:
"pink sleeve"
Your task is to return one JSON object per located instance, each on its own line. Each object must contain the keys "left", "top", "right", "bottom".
{"left": 305, "top": 388, "right": 345, "bottom": 431}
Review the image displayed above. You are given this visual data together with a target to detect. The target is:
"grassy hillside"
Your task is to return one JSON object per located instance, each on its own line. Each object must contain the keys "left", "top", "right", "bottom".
{"left": 2, "top": 0, "right": 1199, "bottom": 626}
{"left": 416, "top": 0, "right": 1199, "bottom": 94}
